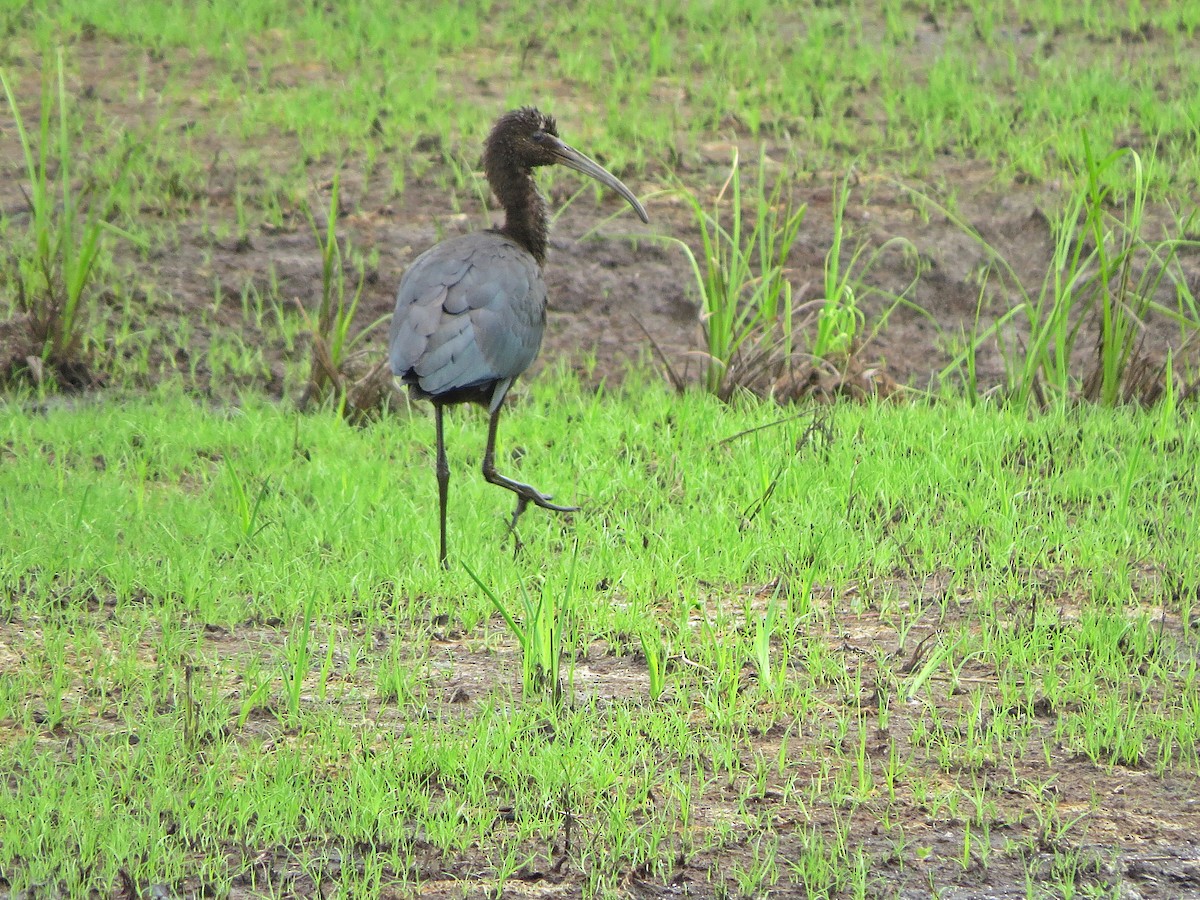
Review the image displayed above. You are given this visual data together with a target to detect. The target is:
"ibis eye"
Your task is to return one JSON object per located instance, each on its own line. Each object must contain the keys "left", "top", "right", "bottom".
{"left": 531, "top": 131, "right": 548, "bottom": 143}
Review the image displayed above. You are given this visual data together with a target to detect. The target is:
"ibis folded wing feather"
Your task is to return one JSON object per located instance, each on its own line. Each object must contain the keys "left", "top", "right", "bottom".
{"left": 389, "top": 233, "right": 547, "bottom": 399}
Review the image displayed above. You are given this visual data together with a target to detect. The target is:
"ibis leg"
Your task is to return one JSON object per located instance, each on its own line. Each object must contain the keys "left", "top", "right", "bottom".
{"left": 481, "top": 404, "right": 578, "bottom": 533}
{"left": 435, "top": 405, "right": 450, "bottom": 570}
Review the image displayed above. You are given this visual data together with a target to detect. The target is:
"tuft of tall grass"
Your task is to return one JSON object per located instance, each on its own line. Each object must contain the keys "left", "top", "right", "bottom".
{"left": 663, "top": 156, "right": 917, "bottom": 402}
{"left": 804, "top": 173, "right": 921, "bottom": 398}
{"left": 918, "top": 137, "right": 1200, "bottom": 408}
{"left": 296, "top": 173, "right": 391, "bottom": 421}
{"left": 1, "top": 50, "right": 135, "bottom": 389}
{"left": 465, "top": 550, "right": 579, "bottom": 705}
{"left": 666, "top": 149, "right": 805, "bottom": 400}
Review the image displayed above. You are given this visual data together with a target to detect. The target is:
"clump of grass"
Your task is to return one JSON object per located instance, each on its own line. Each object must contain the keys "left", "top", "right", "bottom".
{"left": 662, "top": 154, "right": 915, "bottom": 402}
{"left": 790, "top": 172, "right": 920, "bottom": 401}
{"left": 920, "top": 136, "right": 1200, "bottom": 408}
{"left": 666, "top": 149, "right": 805, "bottom": 401}
{"left": 639, "top": 627, "right": 667, "bottom": 701}
{"left": 296, "top": 172, "right": 391, "bottom": 421}
{"left": 464, "top": 550, "right": 579, "bottom": 705}
{"left": 0, "top": 50, "right": 135, "bottom": 389}
{"left": 811, "top": 174, "right": 867, "bottom": 361}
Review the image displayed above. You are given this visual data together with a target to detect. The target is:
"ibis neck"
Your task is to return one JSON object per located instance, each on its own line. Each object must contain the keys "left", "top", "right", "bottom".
{"left": 490, "top": 167, "right": 549, "bottom": 266}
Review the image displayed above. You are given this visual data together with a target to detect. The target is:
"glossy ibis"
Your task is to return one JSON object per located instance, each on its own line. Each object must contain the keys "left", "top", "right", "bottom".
{"left": 389, "top": 107, "right": 648, "bottom": 569}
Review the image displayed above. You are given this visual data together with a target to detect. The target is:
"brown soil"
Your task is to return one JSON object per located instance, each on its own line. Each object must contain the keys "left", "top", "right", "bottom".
{"left": 10, "top": 152, "right": 1188, "bottom": 407}
{"left": 2, "top": 39, "right": 1197, "bottom": 400}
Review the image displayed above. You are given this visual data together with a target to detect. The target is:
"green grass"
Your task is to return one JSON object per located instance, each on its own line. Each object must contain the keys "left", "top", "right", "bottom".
{"left": 665, "top": 148, "right": 805, "bottom": 398}
{"left": 2, "top": 373, "right": 1198, "bottom": 895}
{"left": 914, "top": 141, "right": 1200, "bottom": 407}
{"left": 0, "top": 48, "right": 136, "bottom": 385}
{"left": 5, "top": 1, "right": 1200, "bottom": 196}
{"left": 295, "top": 172, "right": 390, "bottom": 420}
{"left": 3, "top": 2, "right": 1200, "bottom": 896}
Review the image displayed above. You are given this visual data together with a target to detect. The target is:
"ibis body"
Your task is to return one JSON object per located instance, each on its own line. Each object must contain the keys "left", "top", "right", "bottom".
{"left": 388, "top": 107, "right": 648, "bottom": 568}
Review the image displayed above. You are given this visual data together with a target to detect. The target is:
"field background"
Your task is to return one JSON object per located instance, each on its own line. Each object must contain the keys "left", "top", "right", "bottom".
{"left": 2, "top": 2, "right": 1200, "bottom": 898}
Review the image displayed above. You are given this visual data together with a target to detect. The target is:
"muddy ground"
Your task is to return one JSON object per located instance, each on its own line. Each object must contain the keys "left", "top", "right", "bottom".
{"left": 112, "top": 152, "right": 1200, "bottom": 406}
{"left": 2, "top": 38, "right": 1198, "bottom": 401}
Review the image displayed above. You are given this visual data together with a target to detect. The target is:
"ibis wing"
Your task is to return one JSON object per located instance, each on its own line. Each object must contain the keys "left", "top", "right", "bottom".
{"left": 389, "top": 234, "right": 546, "bottom": 397}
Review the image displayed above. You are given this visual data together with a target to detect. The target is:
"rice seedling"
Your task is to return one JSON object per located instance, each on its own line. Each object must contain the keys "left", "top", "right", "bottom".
{"left": 662, "top": 148, "right": 804, "bottom": 399}
{"left": 913, "top": 137, "right": 1200, "bottom": 407}
{"left": 296, "top": 173, "right": 391, "bottom": 420}
{"left": 1, "top": 49, "right": 137, "bottom": 388}
{"left": 813, "top": 173, "right": 923, "bottom": 364}
{"left": 464, "top": 549, "right": 580, "bottom": 704}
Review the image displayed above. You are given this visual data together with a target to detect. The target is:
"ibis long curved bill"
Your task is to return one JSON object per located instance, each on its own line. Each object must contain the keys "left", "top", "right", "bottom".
{"left": 547, "top": 138, "right": 649, "bottom": 224}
